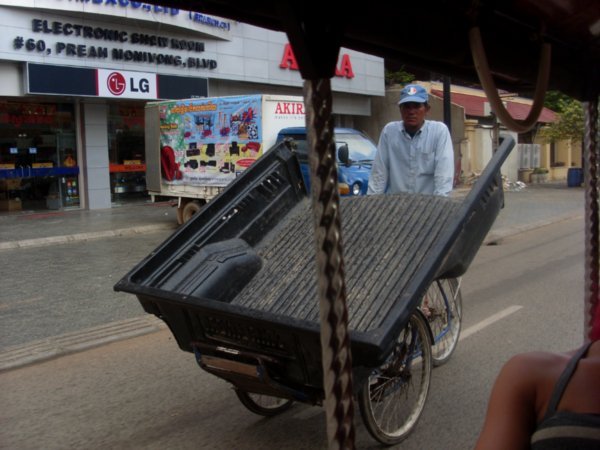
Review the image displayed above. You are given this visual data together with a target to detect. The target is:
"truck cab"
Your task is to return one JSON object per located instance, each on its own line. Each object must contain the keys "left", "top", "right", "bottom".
{"left": 276, "top": 127, "right": 377, "bottom": 196}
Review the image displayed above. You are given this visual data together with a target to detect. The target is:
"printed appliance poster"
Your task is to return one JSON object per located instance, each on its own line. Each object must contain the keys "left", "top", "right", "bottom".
{"left": 159, "top": 95, "right": 263, "bottom": 186}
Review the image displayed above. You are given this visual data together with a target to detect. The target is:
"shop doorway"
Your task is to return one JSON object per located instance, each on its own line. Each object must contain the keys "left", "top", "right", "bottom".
{"left": 108, "top": 102, "right": 148, "bottom": 205}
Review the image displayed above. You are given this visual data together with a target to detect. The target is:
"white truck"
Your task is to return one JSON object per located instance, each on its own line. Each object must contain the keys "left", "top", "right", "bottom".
{"left": 145, "top": 94, "right": 306, "bottom": 224}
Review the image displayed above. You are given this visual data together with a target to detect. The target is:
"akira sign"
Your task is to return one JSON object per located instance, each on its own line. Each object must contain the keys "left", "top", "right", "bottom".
{"left": 279, "top": 43, "right": 355, "bottom": 79}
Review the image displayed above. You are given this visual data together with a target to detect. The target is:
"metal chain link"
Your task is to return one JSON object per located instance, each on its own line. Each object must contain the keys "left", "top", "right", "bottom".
{"left": 304, "top": 78, "right": 355, "bottom": 450}
{"left": 584, "top": 98, "right": 600, "bottom": 340}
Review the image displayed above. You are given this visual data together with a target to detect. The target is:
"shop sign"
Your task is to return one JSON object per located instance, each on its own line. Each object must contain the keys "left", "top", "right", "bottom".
{"left": 97, "top": 69, "right": 157, "bottom": 99}
{"left": 6, "top": 0, "right": 232, "bottom": 33}
{"left": 279, "top": 43, "right": 355, "bottom": 79}
{"left": 0, "top": 103, "right": 57, "bottom": 127}
{"left": 26, "top": 63, "right": 208, "bottom": 100}
{"left": 11, "top": 18, "right": 218, "bottom": 72}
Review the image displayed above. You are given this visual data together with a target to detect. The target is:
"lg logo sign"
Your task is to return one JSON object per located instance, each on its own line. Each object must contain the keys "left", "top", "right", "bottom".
{"left": 98, "top": 69, "right": 156, "bottom": 99}
{"left": 107, "top": 72, "right": 126, "bottom": 96}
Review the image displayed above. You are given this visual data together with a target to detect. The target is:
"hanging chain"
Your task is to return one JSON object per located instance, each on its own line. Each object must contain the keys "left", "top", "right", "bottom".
{"left": 304, "top": 78, "right": 355, "bottom": 450}
{"left": 584, "top": 97, "right": 600, "bottom": 340}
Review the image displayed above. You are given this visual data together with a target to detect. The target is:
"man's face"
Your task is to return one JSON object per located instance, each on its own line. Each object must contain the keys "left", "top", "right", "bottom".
{"left": 399, "top": 102, "right": 429, "bottom": 132}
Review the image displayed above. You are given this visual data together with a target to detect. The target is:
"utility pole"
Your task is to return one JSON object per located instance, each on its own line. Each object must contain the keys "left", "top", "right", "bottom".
{"left": 443, "top": 76, "right": 452, "bottom": 132}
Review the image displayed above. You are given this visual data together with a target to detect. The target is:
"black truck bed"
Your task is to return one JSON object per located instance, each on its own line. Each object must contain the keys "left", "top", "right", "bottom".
{"left": 233, "top": 194, "right": 460, "bottom": 333}
{"left": 115, "top": 136, "right": 514, "bottom": 389}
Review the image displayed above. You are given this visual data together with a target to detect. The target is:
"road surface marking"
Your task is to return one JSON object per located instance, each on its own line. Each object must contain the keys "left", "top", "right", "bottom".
{"left": 460, "top": 305, "right": 523, "bottom": 341}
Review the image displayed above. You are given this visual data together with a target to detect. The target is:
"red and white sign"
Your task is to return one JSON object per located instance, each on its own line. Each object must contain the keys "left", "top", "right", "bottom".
{"left": 97, "top": 69, "right": 158, "bottom": 99}
{"left": 273, "top": 101, "right": 305, "bottom": 115}
{"left": 279, "top": 43, "right": 355, "bottom": 79}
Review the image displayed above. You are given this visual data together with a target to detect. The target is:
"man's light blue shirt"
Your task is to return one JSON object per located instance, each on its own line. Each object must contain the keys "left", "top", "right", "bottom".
{"left": 367, "top": 120, "right": 454, "bottom": 196}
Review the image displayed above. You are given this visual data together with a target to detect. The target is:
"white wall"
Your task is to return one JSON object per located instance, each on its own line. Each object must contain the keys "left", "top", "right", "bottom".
{"left": 0, "top": 61, "right": 21, "bottom": 96}
{"left": 471, "top": 127, "right": 520, "bottom": 181}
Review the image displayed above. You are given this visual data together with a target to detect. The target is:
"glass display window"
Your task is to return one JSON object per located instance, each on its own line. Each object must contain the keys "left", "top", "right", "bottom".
{"left": 0, "top": 100, "right": 78, "bottom": 212}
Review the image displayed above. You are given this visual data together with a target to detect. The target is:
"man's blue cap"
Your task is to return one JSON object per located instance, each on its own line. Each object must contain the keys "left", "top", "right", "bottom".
{"left": 398, "top": 84, "right": 428, "bottom": 105}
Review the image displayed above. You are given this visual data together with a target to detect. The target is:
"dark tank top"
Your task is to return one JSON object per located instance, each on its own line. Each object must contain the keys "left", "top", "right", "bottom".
{"left": 531, "top": 341, "right": 600, "bottom": 449}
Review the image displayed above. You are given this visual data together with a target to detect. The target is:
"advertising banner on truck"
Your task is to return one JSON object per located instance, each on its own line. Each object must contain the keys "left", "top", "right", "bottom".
{"left": 159, "top": 95, "right": 265, "bottom": 186}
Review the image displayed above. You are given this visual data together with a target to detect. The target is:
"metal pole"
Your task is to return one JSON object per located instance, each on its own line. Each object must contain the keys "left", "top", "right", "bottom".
{"left": 443, "top": 76, "right": 452, "bottom": 132}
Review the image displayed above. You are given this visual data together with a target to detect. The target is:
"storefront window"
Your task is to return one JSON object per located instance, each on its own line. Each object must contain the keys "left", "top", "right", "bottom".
{"left": 107, "top": 103, "right": 147, "bottom": 204}
{"left": 0, "top": 101, "right": 78, "bottom": 212}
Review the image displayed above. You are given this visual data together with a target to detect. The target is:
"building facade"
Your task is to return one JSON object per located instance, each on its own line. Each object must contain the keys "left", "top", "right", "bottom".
{"left": 0, "top": 0, "right": 385, "bottom": 213}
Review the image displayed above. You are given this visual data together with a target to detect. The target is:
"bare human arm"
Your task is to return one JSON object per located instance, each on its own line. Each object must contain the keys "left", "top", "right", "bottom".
{"left": 474, "top": 353, "right": 543, "bottom": 450}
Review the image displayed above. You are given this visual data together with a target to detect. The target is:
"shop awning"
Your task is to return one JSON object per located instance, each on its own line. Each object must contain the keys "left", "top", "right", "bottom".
{"left": 430, "top": 89, "right": 558, "bottom": 123}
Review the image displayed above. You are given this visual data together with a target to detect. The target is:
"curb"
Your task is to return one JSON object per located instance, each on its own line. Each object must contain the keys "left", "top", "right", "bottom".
{"left": 0, "top": 223, "right": 177, "bottom": 251}
{"left": 0, "top": 315, "right": 167, "bottom": 372}
{"left": 483, "top": 213, "right": 583, "bottom": 245}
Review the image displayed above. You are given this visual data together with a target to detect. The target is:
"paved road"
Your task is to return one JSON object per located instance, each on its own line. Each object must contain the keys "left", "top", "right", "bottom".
{"left": 0, "top": 183, "right": 585, "bottom": 370}
{"left": 0, "top": 217, "right": 585, "bottom": 449}
{"left": 0, "top": 230, "right": 172, "bottom": 348}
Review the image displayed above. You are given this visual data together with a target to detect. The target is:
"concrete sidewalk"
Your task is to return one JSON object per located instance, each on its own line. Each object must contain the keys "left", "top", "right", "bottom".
{"left": 0, "top": 200, "right": 178, "bottom": 250}
{"left": 483, "top": 181, "right": 584, "bottom": 243}
{"left": 0, "top": 182, "right": 585, "bottom": 371}
{"left": 0, "top": 182, "right": 585, "bottom": 249}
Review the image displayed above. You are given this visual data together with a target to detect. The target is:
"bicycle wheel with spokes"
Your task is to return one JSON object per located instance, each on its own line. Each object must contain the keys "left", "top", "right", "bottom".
{"left": 235, "top": 390, "right": 294, "bottom": 417}
{"left": 358, "top": 311, "right": 433, "bottom": 445}
{"left": 421, "top": 277, "right": 463, "bottom": 366}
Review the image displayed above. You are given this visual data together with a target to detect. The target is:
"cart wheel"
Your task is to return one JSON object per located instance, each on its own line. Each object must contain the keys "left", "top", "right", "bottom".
{"left": 421, "top": 278, "right": 463, "bottom": 366}
{"left": 235, "top": 390, "right": 294, "bottom": 417}
{"left": 181, "top": 200, "right": 203, "bottom": 223}
{"left": 358, "top": 310, "right": 432, "bottom": 445}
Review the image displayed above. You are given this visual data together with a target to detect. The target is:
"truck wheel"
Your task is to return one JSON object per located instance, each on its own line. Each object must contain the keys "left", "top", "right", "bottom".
{"left": 176, "top": 200, "right": 188, "bottom": 225}
{"left": 177, "top": 198, "right": 192, "bottom": 225}
{"left": 182, "top": 200, "right": 203, "bottom": 223}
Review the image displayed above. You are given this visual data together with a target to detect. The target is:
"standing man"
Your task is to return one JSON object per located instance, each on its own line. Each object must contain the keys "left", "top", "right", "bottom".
{"left": 368, "top": 84, "right": 454, "bottom": 196}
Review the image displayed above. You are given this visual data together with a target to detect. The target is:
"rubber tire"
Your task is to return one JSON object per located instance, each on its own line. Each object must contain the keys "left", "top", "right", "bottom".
{"left": 181, "top": 200, "right": 202, "bottom": 223}
{"left": 422, "top": 278, "right": 463, "bottom": 367}
{"left": 235, "top": 390, "right": 294, "bottom": 417}
{"left": 358, "top": 311, "right": 433, "bottom": 445}
{"left": 176, "top": 200, "right": 187, "bottom": 225}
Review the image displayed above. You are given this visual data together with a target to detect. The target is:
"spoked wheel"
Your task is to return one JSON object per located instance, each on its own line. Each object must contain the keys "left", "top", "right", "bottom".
{"left": 421, "top": 277, "right": 463, "bottom": 366}
{"left": 235, "top": 390, "right": 294, "bottom": 417}
{"left": 358, "top": 311, "right": 433, "bottom": 445}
